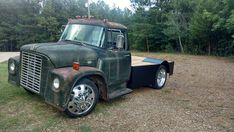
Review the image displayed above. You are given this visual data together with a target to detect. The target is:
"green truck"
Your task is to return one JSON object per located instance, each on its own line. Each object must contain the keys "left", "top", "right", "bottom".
{"left": 8, "top": 18, "right": 174, "bottom": 118}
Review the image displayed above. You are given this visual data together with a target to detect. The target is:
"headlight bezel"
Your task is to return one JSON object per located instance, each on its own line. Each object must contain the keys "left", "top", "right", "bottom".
{"left": 8, "top": 59, "right": 17, "bottom": 75}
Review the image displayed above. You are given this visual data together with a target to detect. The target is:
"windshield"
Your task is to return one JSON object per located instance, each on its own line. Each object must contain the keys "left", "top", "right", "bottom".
{"left": 60, "top": 24, "right": 105, "bottom": 47}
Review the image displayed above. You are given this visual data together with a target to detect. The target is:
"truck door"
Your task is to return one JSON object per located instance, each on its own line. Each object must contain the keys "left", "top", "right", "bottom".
{"left": 106, "top": 29, "right": 131, "bottom": 88}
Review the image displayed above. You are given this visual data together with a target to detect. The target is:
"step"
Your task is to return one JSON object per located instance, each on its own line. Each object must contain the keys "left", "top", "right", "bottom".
{"left": 108, "top": 88, "right": 133, "bottom": 100}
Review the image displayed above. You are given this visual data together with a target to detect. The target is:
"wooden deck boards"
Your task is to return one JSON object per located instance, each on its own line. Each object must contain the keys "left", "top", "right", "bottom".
{"left": 131, "top": 56, "right": 155, "bottom": 66}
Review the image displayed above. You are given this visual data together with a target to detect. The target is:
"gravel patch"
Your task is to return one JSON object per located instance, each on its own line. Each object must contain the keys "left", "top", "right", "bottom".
{"left": 0, "top": 52, "right": 19, "bottom": 63}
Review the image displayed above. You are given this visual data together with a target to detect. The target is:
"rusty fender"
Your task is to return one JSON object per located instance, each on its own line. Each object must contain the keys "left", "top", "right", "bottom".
{"left": 46, "top": 66, "right": 107, "bottom": 111}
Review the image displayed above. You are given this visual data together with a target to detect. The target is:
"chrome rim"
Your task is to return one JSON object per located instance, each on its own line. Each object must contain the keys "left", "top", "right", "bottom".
{"left": 157, "top": 68, "right": 166, "bottom": 87}
{"left": 67, "top": 84, "right": 95, "bottom": 115}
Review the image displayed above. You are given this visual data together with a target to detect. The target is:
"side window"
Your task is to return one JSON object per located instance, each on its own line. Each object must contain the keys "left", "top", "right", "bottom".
{"left": 107, "top": 29, "right": 127, "bottom": 50}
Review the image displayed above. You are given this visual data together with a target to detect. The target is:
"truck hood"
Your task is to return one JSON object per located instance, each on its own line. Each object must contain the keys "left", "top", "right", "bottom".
{"left": 20, "top": 42, "right": 98, "bottom": 68}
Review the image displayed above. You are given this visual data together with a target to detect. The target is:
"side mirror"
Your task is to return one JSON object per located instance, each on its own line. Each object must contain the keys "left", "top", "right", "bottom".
{"left": 60, "top": 25, "right": 66, "bottom": 33}
{"left": 116, "top": 35, "right": 124, "bottom": 49}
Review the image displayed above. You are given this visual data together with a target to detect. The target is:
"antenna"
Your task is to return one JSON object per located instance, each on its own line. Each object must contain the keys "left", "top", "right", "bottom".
{"left": 85, "top": 0, "right": 91, "bottom": 19}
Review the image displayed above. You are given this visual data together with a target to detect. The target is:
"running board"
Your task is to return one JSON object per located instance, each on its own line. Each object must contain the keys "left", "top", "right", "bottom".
{"left": 108, "top": 88, "right": 133, "bottom": 100}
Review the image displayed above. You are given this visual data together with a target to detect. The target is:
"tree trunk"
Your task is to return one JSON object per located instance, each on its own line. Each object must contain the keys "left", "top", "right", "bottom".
{"left": 146, "top": 36, "right": 150, "bottom": 53}
{"left": 208, "top": 40, "right": 211, "bottom": 55}
{"left": 178, "top": 35, "right": 184, "bottom": 53}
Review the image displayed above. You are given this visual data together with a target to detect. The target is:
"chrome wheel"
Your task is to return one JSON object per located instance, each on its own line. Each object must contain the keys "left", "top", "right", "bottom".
{"left": 155, "top": 65, "right": 167, "bottom": 89}
{"left": 67, "top": 84, "right": 95, "bottom": 115}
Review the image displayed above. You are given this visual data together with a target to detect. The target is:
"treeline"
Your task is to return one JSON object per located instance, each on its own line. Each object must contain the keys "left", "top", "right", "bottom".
{"left": 130, "top": 0, "right": 234, "bottom": 56}
{"left": 0, "top": 0, "right": 131, "bottom": 51}
{"left": 0, "top": 0, "right": 233, "bottom": 56}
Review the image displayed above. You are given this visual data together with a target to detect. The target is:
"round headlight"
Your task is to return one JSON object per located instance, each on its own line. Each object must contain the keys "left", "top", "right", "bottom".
{"left": 9, "top": 61, "right": 15, "bottom": 72}
{"left": 53, "top": 78, "right": 60, "bottom": 89}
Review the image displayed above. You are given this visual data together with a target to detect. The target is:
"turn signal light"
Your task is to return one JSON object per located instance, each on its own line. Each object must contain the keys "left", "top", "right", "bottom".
{"left": 73, "top": 62, "right": 80, "bottom": 70}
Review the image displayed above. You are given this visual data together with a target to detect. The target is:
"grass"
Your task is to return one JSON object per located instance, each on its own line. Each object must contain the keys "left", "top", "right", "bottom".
{"left": 227, "top": 56, "right": 234, "bottom": 60}
{"left": 0, "top": 63, "right": 62, "bottom": 131}
{"left": 77, "top": 126, "right": 92, "bottom": 132}
{"left": 0, "top": 63, "right": 117, "bottom": 131}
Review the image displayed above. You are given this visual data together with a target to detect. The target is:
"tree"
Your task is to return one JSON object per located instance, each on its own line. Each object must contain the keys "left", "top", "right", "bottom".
{"left": 163, "top": 0, "right": 195, "bottom": 53}
{"left": 189, "top": 0, "right": 234, "bottom": 56}
{"left": 0, "top": 0, "right": 233, "bottom": 56}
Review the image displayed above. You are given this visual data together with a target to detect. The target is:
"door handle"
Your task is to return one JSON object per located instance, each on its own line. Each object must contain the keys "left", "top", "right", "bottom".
{"left": 124, "top": 54, "right": 130, "bottom": 57}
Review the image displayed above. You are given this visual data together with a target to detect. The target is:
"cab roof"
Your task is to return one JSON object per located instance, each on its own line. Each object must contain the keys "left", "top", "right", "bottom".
{"left": 68, "top": 19, "right": 127, "bottom": 30}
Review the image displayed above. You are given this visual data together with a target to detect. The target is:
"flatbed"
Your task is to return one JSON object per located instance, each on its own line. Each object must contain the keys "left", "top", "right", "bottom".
{"left": 129, "top": 56, "right": 174, "bottom": 88}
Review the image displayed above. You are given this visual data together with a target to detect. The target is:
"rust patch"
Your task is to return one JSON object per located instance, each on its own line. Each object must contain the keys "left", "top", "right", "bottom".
{"left": 52, "top": 67, "right": 97, "bottom": 81}
{"left": 68, "top": 19, "right": 127, "bottom": 29}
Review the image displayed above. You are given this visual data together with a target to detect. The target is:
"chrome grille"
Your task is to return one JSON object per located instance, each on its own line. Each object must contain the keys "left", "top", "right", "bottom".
{"left": 20, "top": 52, "right": 42, "bottom": 93}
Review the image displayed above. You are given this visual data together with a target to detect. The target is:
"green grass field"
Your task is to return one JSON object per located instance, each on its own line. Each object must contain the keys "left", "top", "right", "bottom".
{"left": 0, "top": 63, "right": 62, "bottom": 131}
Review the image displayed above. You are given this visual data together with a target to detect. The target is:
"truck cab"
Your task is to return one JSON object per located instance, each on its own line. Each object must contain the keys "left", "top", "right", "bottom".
{"left": 8, "top": 18, "right": 174, "bottom": 117}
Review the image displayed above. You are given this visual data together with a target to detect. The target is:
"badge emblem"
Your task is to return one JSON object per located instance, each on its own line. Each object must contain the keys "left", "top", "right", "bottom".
{"left": 30, "top": 44, "right": 36, "bottom": 50}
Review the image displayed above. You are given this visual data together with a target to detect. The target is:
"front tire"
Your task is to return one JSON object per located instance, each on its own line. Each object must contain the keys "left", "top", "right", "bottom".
{"left": 64, "top": 78, "right": 99, "bottom": 118}
{"left": 154, "top": 65, "right": 167, "bottom": 89}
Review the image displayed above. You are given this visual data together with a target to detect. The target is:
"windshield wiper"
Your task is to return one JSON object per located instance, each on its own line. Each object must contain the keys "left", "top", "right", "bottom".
{"left": 62, "top": 39, "right": 86, "bottom": 46}
{"left": 62, "top": 39, "right": 74, "bottom": 42}
{"left": 77, "top": 41, "right": 92, "bottom": 46}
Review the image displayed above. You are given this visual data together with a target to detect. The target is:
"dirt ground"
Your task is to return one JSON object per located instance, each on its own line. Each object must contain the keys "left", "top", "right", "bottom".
{"left": 0, "top": 52, "right": 19, "bottom": 63}
{"left": 54, "top": 53, "right": 234, "bottom": 131}
{"left": 120, "top": 53, "right": 234, "bottom": 131}
{"left": 87, "top": 53, "right": 234, "bottom": 131}
{"left": 1, "top": 52, "right": 234, "bottom": 131}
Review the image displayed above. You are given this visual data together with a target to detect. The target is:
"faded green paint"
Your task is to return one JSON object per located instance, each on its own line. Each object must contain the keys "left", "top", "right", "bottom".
{"left": 46, "top": 67, "right": 107, "bottom": 110}
{"left": 8, "top": 19, "right": 131, "bottom": 111}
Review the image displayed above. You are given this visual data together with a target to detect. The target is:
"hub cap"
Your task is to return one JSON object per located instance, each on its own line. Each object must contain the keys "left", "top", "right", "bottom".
{"left": 157, "top": 68, "right": 166, "bottom": 87}
{"left": 67, "top": 84, "right": 95, "bottom": 115}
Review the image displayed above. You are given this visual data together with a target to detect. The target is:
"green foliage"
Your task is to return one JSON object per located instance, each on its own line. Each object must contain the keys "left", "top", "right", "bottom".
{"left": 0, "top": 0, "right": 233, "bottom": 56}
{"left": 188, "top": 0, "right": 234, "bottom": 56}
{"left": 130, "top": 0, "right": 234, "bottom": 56}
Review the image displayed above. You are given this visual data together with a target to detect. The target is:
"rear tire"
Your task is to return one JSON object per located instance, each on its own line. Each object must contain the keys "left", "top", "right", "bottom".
{"left": 64, "top": 78, "right": 99, "bottom": 118}
{"left": 154, "top": 65, "right": 167, "bottom": 89}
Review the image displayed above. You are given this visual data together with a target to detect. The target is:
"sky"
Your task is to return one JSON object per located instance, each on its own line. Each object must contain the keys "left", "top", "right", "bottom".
{"left": 92, "top": 0, "right": 132, "bottom": 10}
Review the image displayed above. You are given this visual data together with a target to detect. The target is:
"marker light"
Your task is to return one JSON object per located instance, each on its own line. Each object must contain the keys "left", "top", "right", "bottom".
{"left": 73, "top": 62, "right": 80, "bottom": 70}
